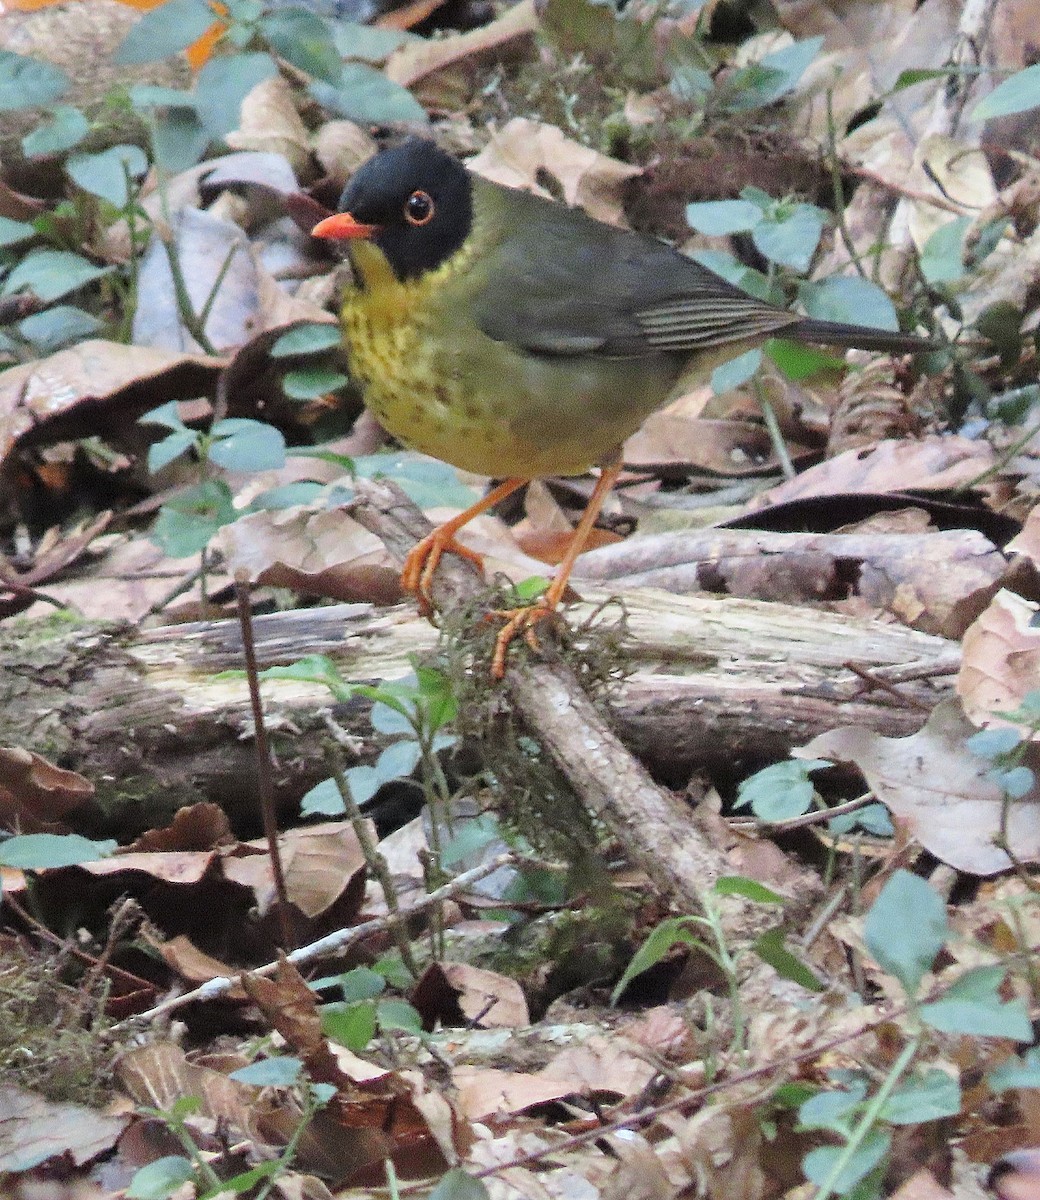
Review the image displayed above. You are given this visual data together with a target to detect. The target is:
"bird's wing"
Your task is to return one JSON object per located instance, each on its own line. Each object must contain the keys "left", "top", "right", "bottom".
{"left": 467, "top": 181, "right": 801, "bottom": 358}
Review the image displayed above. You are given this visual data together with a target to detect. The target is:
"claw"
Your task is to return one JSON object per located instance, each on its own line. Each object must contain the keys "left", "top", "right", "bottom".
{"left": 401, "top": 531, "right": 484, "bottom": 616}
{"left": 487, "top": 601, "right": 560, "bottom": 679}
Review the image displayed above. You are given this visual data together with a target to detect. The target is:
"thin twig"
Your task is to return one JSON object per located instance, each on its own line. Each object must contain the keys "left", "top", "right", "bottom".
{"left": 110, "top": 853, "right": 517, "bottom": 1029}
{"left": 235, "top": 571, "right": 292, "bottom": 947}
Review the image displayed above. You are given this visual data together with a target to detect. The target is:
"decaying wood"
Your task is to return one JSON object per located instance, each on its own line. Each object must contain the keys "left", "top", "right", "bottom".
{"left": 0, "top": 487, "right": 957, "bottom": 888}
{"left": 349, "top": 479, "right": 735, "bottom": 909}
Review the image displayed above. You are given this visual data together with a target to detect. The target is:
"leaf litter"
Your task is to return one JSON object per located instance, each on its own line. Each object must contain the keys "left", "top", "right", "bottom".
{"left": 0, "top": 0, "right": 1039, "bottom": 1195}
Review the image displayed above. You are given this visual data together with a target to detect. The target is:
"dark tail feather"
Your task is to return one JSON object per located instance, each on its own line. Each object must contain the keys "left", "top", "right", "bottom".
{"left": 792, "top": 318, "right": 934, "bottom": 354}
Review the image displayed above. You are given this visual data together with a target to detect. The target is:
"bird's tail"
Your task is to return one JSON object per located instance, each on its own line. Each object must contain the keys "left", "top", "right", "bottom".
{"left": 793, "top": 318, "right": 934, "bottom": 354}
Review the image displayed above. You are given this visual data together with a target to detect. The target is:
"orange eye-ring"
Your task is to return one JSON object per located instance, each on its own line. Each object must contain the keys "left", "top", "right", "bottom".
{"left": 404, "top": 189, "right": 435, "bottom": 226}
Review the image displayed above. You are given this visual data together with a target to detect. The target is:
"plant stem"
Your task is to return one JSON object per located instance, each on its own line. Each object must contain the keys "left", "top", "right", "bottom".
{"left": 813, "top": 1036, "right": 919, "bottom": 1200}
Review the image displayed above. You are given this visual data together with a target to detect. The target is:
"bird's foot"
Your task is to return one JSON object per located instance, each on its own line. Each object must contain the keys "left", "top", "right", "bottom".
{"left": 401, "top": 530, "right": 485, "bottom": 616}
{"left": 486, "top": 600, "right": 561, "bottom": 679}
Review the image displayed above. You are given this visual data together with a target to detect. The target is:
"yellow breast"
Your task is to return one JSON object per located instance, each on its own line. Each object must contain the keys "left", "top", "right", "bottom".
{"left": 340, "top": 237, "right": 682, "bottom": 479}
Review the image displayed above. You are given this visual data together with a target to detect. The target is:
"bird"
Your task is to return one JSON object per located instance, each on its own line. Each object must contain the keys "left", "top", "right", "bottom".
{"left": 311, "top": 137, "right": 932, "bottom": 676}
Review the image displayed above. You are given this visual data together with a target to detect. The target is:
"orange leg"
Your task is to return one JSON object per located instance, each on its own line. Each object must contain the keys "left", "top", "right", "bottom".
{"left": 401, "top": 477, "right": 527, "bottom": 616}
{"left": 490, "top": 463, "right": 622, "bottom": 678}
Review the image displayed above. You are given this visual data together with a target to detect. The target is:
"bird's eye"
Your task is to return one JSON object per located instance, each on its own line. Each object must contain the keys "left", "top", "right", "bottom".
{"left": 404, "top": 190, "right": 435, "bottom": 226}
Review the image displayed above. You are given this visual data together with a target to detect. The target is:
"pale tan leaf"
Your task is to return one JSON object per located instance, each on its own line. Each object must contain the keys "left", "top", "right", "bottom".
{"left": 958, "top": 590, "right": 1040, "bottom": 735}
{"left": 468, "top": 118, "right": 641, "bottom": 226}
{"left": 798, "top": 699, "right": 1040, "bottom": 874}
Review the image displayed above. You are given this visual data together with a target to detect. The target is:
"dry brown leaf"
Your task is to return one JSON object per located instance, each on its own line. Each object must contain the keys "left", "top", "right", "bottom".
{"left": 219, "top": 508, "right": 401, "bottom": 605}
{"left": 753, "top": 436, "right": 996, "bottom": 508}
{"left": 312, "top": 120, "right": 378, "bottom": 186}
{"left": 412, "top": 962, "right": 530, "bottom": 1029}
{"left": 798, "top": 698, "right": 1040, "bottom": 874}
{"left": 539, "top": 1034, "right": 656, "bottom": 1098}
{"left": 468, "top": 118, "right": 641, "bottom": 227}
{"left": 229, "top": 820, "right": 370, "bottom": 921}
{"left": 0, "top": 1086, "right": 128, "bottom": 1171}
{"left": 1007, "top": 505, "right": 1040, "bottom": 571}
{"left": 957, "top": 590, "right": 1040, "bottom": 736}
{"left": 226, "top": 75, "right": 311, "bottom": 176}
{"left": 0, "top": 745, "right": 93, "bottom": 826}
{"left": 0, "top": 340, "right": 222, "bottom": 465}
{"left": 451, "top": 1065, "right": 575, "bottom": 1121}
{"left": 384, "top": 0, "right": 537, "bottom": 87}
{"left": 624, "top": 415, "right": 814, "bottom": 475}
{"left": 117, "top": 1041, "right": 263, "bottom": 1141}
{"left": 157, "top": 934, "right": 247, "bottom": 998}
{"left": 129, "top": 802, "right": 234, "bottom": 852}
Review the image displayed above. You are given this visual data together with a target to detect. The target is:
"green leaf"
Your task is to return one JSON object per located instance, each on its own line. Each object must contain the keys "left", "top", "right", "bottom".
{"left": 920, "top": 216, "right": 971, "bottom": 284}
{"left": 735, "top": 759, "right": 830, "bottom": 822}
{"left": 149, "top": 109, "right": 210, "bottom": 173}
{"left": 714, "top": 876, "right": 785, "bottom": 903}
{"left": 0, "top": 833, "right": 116, "bottom": 869}
{"left": 799, "top": 1079, "right": 867, "bottom": 1132}
{"left": 150, "top": 479, "right": 236, "bottom": 557}
{"left": 966, "top": 727, "right": 1021, "bottom": 758}
{"left": 332, "top": 967, "right": 386, "bottom": 1003}
{"left": 920, "top": 965, "right": 1032, "bottom": 1041}
{"left": 333, "top": 22, "right": 411, "bottom": 63}
{"left": 864, "top": 870, "right": 947, "bottom": 997}
{"left": 249, "top": 481, "right": 326, "bottom": 509}
{"left": 0, "top": 50, "right": 69, "bottom": 111}
{"left": 309, "top": 63, "right": 427, "bottom": 127}
{"left": 415, "top": 663, "right": 458, "bottom": 729}
{"left": 611, "top": 916, "right": 701, "bottom": 1005}
{"left": 766, "top": 339, "right": 847, "bottom": 380}
{"left": 346, "top": 764, "right": 381, "bottom": 805}
{"left": 115, "top": 0, "right": 219, "bottom": 65}
{"left": 194, "top": 53, "right": 278, "bottom": 139}
{"left": 441, "top": 813, "right": 503, "bottom": 869}
{"left": 260, "top": 9, "right": 342, "bottom": 83}
{"left": 322, "top": 999, "right": 377, "bottom": 1050}
{"left": 282, "top": 367, "right": 350, "bottom": 399}
{"left": 375, "top": 739, "right": 421, "bottom": 782}
{"left": 149, "top": 429, "right": 199, "bottom": 473}
{"left": 754, "top": 926, "right": 826, "bottom": 991}
{"left": 67, "top": 144, "right": 149, "bottom": 208}
{"left": 881, "top": 1069, "right": 961, "bottom": 1125}
{"left": 2, "top": 249, "right": 110, "bottom": 303}
{"left": 752, "top": 204, "right": 825, "bottom": 272}
{"left": 685, "top": 199, "right": 762, "bottom": 236}
{"left": 802, "top": 1128, "right": 890, "bottom": 1193}
{"left": 711, "top": 347, "right": 762, "bottom": 394}
{"left": 0, "top": 216, "right": 35, "bottom": 248}
{"left": 755, "top": 36, "right": 824, "bottom": 100}
{"left": 799, "top": 276, "right": 899, "bottom": 332}
{"left": 508, "top": 575, "right": 551, "bottom": 603}
{"left": 22, "top": 106, "right": 89, "bottom": 158}
{"left": 989, "top": 1046, "right": 1040, "bottom": 1092}
{"left": 256, "top": 653, "right": 352, "bottom": 700}
{"left": 428, "top": 1169, "right": 491, "bottom": 1200}
{"left": 209, "top": 418, "right": 286, "bottom": 471}
{"left": 972, "top": 63, "right": 1040, "bottom": 121}
{"left": 352, "top": 453, "right": 479, "bottom": 510}
{"left": 370, "top": 701, "right": 416, "bottom": 735}
{"left": 127, "top": 1157, "right": 195, "bottom": 1200}
{"left": 229, "top": 1056, "right": 303, "bottom": 1086}
{"left": 377, "top": 998, "right": 423, "bottom": 1033}
{"left": 140, "top": 400, "right": 187, "bottom": 432}
{"left": 130, "top": 84, "right": 198, "bottom": 109}
{"left": 301, "top": 777, "right": 344, "bottom": 816}
{"left": 271, "top": 323, "right": 342, "bottom": 357}
{"left": 18, "top": 305, "right": 102, "bottom": 351}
